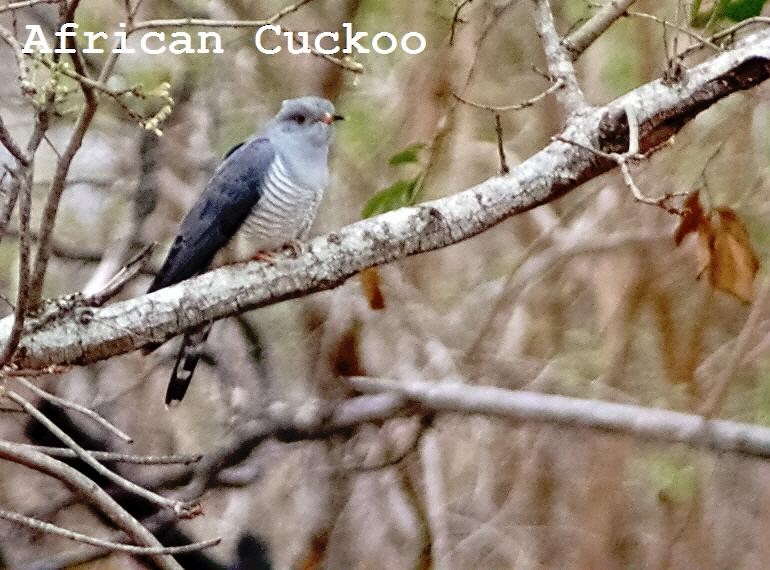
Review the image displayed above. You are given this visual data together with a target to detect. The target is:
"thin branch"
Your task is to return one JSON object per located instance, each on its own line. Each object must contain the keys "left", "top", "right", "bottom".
{"left": 449, "top": 0, "right": 473, "bottom": 46}
{"left": 174, "top": 393, "right": 409, "bottom": 500}
{"left": 128, "top": 0, "right": 316, "bottom": 31}
{"left": 34, "top": 55, "right": 145, "bottom": 122}
{"left": 11, "top": 443, "right": 202, "bottom": 464}
{"left": 12, "top": 376, "right": 133, "bottom": 443}
{"left": 82, "top": 243, "right": 155, "bottom": 307}
{"left": 453, "top": 78, "right": 564, "bottom": 112}
{"left": 27, "top": 91, "right": 98, "bottom": 310}
{"left": 347, "top": 376, "right": 770, "bottom": 458}
{"left": 0, "top": 440, "right": 184, "bottom": 570}
{"left": 0, "top": 22, "right": 33, "bottom": 96}
{"left": 676, "top": 17, "right": 770, "bottom": 61}
{"left": 4, "top": 390, "right": 199, "bottom": 517}
{"left": 494, "top": 114, "right": 509, "bottom": 174}
{"left": 0, "top": 509, "right": 220, "bottom": 555}
{"left": 707, "top": 16, "right": 770, "bottom": 44}
{"left": 562, "top": 0, "right": 638, "bottom": 58}
{"left": 0, "top": 0, "right": 59, "bottom": 12}
{"left": 624, "top": 10, "right": 723, "bottom": 52}
{"left": 0, "top": 115, "right": 29, "bottom": 166}
{"left": 555, "top": 105, "right": 687, "bottom": 211}
{"left": 532, "top": 0, "right": 589, "bottom": 115}
{"left": 0, "top": 170, "right": 32, "bottom": 366}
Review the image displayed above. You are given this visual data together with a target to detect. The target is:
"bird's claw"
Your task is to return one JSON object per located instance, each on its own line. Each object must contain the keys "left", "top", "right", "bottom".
{"left": 282, "top": 239, "right": 304, "bottom": 258}
{"left": 251, "top": 250, "right": 278, "bottom": 264}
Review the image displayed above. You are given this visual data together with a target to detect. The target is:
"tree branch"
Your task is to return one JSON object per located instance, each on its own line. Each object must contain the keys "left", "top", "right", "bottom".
{"left": 0, "top": 440, "right": 184, "bottom": 570}
{"left": 0, "top": 29, "right": 769, "bottom": 371}
{"left": 562, "top": 0, "right": 638, "bottom": 58}
{"left": 532, "top": 0, "right": 588, "bottom": 115}
{"left": 0, "top": 509, "right": 219, "bottom": 555}
{"left": 4, "top": 390, "right": 198, "bottom": 517}
{"left": 347, "top": 377, "right": 770, "bottom": 458}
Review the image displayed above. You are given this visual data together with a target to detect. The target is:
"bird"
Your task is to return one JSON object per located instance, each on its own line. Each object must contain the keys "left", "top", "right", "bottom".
{"left": 144, "top": 96, "right": 343, "bottom": 406}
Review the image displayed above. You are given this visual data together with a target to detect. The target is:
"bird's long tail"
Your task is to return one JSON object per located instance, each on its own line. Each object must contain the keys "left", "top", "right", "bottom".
{"left": 166, "top": 324, "right": 211, "bottom": 406}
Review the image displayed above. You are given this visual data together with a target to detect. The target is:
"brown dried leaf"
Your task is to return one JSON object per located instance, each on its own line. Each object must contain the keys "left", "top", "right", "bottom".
{"left": 707, "top": 208, "right": 760, "bottom": 303}
{"left": 360, "top": 267, "right": 386, "bottom": 310}
{"left": 674, "top": 191, "right": 706, "bottom": 245}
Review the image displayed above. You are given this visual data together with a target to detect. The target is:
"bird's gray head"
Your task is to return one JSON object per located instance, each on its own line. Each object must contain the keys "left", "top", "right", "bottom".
{"left": 268, "top": 96, "right": 343, "bottom": 148}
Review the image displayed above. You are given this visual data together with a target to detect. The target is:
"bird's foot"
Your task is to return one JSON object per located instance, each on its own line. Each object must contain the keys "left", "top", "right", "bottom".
{"left": 281, "top": 239, "right": 304, "bottom": 258}
{"left": 251, "top": 250, "right": 279, "bottom": 264}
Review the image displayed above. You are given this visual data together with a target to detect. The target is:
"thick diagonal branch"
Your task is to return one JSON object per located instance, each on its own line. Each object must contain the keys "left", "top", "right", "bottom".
{"left": 0, "top": 30, "right": 769, "bottom": 371}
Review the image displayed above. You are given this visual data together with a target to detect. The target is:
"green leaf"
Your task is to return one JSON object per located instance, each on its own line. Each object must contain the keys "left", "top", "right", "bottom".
{"left": 388, "top": 143, "right": 425, "bottom": 166}
{"left": 723, "top": 0, "right": 767, "bottom": 21}
{"left": 361, "top": 177, "right": 419, "bottom": 218}
{"left": 691, "top": 0, "right": 767, "bottom": 26}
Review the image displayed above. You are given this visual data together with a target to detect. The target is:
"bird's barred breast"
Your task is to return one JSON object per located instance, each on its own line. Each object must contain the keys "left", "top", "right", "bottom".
{"left": 227, "top": 154, "right": 323, "bottom": 261}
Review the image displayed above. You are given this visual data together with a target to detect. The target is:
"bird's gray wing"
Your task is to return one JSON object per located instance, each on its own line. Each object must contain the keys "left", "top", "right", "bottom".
{"left": 148, "top": 137, "right": 275, "bottom": 293}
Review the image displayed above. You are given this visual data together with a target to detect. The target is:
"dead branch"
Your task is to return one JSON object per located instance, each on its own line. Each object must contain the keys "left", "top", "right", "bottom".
{"left": 347, "top": 376, "right": 770, "bottom": 458}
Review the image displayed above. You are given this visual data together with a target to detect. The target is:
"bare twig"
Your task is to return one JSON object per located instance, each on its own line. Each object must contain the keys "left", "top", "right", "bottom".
{"left": 0, "top": 440, "right": 184, "bottom": 570}
{"left": 676, "top": 17, "right": 770, "bottom": 61}
{"left": 4, "top": 390, "right": 199, "bottom": 517}
{"left": 0, "top": 171, "right": 32, "bottom": 366}
{"left": 494, "top": 114, "right": 509, "bottom": 174}
{"left": 707, "top": 16, "right": 770, "bottom": 44}
{"left": 12, "top": 377, "right": 133, "bottom": 443}
{"left": 82, "top": 243, "right": 155, "bottom": 306}
{"left": 555, "top": 105, "right": 687, "bottom": 210}
{"left": 0, "top": 509, "right": 220, "bottom": 555}
{"left": 33, "top": 55, "right": 146, "bottom": 122}
{"left": 27, "top": 94, "right": 98, "bottom": 310}
{"left": 562, "top": 0, "right": 638, "bottom": 58}
{"left": 449, "top": 0, "right": 473, "bottom": 46}
{"left": 453, "top": 78, "right": 564, "bottom": 112}
{"left": 0, "top": 0, "right": 58, "bottom": 13}
{"left": 532, "top": 0, "right": 588, "bottom": 115}
{"left": 624, "top": 10, "right": 722, "bottom": 52}
{"left": 129, "top": 0, "right": 316, "bottom": 31}
{"left": 0, "top": 22, "right": 33, "bottom": 95}
{"left": 0, "top": 115, "right": 29, "bottom": 166}
{"left": 12, "top": 443, "right": 202, "bottom": 464}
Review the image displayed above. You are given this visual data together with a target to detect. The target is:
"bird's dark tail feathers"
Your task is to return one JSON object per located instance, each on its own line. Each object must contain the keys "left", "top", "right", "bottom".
{"left": 166, "top": 324, "right": 211, "bottom": 406}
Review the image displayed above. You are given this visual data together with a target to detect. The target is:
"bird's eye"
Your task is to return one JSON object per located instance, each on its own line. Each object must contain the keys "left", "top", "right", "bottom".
{"left": 292, "top": 114, "right": 306, "bottom": 124}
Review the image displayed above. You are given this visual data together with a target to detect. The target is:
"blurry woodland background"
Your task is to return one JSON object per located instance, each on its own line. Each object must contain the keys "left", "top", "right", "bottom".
{"left": 1, "top": 0, "right": 770, "bottom": 568}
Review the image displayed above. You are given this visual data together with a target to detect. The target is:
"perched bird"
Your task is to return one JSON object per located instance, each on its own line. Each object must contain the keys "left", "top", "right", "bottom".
{"left": 145, "top": 96, "right": 343, "bottom": 406}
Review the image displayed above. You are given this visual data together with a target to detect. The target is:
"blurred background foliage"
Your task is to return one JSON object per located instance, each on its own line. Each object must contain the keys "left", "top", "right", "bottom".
{"left": 1, "top": 0, "right": 770, "bottom": 568}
